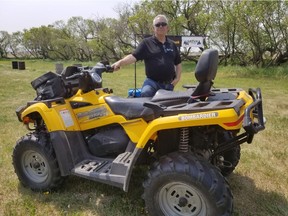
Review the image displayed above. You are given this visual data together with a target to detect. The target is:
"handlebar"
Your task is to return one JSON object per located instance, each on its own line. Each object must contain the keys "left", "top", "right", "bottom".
{"left": 64, "top": 63, "right": 114, "bottom": 80}
{"left": 106, "top": 65, "right": 114, "bottom": 73}
{"left": 65, "top": 73, "right": 83, "bottom": 80}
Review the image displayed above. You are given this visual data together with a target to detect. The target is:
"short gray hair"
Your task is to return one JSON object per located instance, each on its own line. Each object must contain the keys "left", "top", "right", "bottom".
{"left": 153, "top": 14, "right": 169, "bottom": 25}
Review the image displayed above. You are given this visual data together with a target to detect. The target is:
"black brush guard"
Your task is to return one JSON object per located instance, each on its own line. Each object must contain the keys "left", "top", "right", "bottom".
{"left": 214, "top": 87, "right": 265, "bottom": 156}
{"left": 243, "top": 88, "right": 265, "bottom": 134}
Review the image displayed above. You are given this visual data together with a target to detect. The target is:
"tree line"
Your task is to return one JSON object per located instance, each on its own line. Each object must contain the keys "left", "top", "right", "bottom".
{"left": 0, "top": 0, "right": 287, "bottom": 67}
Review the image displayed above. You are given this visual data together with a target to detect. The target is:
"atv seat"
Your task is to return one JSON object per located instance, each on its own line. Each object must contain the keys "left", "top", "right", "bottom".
{"left": 104, "top": 96, "right": 155, "bottom": 121}
{"left": 150, "top": 88, "right": 194, "bottom": 106}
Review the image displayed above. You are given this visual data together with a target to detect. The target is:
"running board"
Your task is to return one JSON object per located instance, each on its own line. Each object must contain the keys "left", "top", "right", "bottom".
{"left": 71, "top": 152, "right": 133, "bottom": 189}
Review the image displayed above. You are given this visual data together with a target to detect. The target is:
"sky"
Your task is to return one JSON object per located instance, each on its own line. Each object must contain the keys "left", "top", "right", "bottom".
{"left": 0, "top": 0, "right": 138, "bottom": 33}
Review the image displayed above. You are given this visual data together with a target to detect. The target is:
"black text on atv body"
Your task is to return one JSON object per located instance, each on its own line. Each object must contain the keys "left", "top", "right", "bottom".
{"left": 13, "top": 49, "right": 265, "bottom": 216}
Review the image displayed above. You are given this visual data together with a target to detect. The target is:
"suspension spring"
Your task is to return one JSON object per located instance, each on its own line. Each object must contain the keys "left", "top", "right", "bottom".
{"left": 179, "top": 127, "right": 189, "bottom": 153}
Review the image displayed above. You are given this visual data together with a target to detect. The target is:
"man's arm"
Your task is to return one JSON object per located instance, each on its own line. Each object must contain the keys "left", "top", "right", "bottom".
{"left": 111, "top": 54, "right": 137, "bottom": 71}
{"left": 171, "top": 63, "right": 182, "bottom": 86}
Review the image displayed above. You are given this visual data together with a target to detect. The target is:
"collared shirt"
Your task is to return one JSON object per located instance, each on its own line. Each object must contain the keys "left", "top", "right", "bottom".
{"left": 132, "top": 36, "right": 181, "bottom": 82}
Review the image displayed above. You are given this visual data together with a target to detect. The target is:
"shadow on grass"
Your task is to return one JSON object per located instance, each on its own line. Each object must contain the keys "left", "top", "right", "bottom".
{"left": 16, "top": 166, "right": 148, "bottom": 216}
{"left": 14, "top": 169, "right": 287, "bottom": 216}
{"left": 229, "top": 173, "right": 288, "bottom": 216}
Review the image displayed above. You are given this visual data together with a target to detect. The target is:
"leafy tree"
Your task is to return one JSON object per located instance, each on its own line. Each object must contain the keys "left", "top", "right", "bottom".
{"left": 22, "top": 26, "right": 55, "bottom": 59}
{"left": 208, "top": 0, "right": 247, "bottom": 66}
{"left": 89, "top": 18, "right": 124, "bottom": 61}
{"left": 49, "top": 22, "right": 78, "bottom": 60}
{"left": 0, "top": 31, "right": 10, "bottom": 58}
{"left": 1, "top": 0, "right": 287, "bottom": 67}
{"left": 66, "top": 17, "right": 95, "bottom": 61}
{"left": 8, "top": 32, "right": 25, "bottom": 58}
{"left": 262, "top": 1, "right": 288, "bottom": 65}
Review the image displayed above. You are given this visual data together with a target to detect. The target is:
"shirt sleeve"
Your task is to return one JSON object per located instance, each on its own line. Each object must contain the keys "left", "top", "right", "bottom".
{"left": 174, "top": 43, "right": 182, "bottom": 65}
{"left": 132, "top": 39, "right": 147, "bottom": 61}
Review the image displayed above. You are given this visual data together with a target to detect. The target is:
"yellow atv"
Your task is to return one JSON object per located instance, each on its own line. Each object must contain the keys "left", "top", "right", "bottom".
{"left": 13, "top": 49, "right": 265, "bottom": 216}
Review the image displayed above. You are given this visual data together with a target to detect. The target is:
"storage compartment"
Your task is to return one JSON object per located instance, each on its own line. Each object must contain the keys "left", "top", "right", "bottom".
{"left": 86, "top": 124, "right": 129, "bottom": 157}
{"left": 31, "top": 72, "right": 66, "bottom": 100}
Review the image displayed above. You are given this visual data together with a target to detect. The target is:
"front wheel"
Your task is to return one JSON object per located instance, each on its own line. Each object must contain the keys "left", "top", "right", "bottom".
{"left": 12, "top": 133, "right": 64, "bottom": 191}
{"left": 217, "top": 132, "right": 241, "bottom": 177}
{"left": 143, "top": 152, "right": 233, "bottom": 216}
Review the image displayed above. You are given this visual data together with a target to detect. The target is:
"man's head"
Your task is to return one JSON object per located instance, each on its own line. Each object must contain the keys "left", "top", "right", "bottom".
{"left": 153, "top": 14, "right": 169, "bottom": 38}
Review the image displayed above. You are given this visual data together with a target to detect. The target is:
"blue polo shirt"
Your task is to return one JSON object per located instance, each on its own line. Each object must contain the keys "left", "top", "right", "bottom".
{"left": 132, "top": 36, "right": 181, "bottom": 82}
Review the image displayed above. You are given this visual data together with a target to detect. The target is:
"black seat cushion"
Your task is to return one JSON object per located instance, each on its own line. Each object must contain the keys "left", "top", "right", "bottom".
{"left": 104, "top": 96, "right": 155, "bottom": 121}
{"left": 151, "top": 89, "right": 195, "bottom": 106}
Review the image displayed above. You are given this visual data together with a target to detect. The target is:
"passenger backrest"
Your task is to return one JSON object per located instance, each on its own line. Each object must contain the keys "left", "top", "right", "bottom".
{"left": 191, "top": 49, "right": 219, "bottom": 99}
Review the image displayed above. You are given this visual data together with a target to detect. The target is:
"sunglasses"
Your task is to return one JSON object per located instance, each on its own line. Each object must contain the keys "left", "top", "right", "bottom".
{"left": 154, "top": 22, "right": 167, "bottom": 27}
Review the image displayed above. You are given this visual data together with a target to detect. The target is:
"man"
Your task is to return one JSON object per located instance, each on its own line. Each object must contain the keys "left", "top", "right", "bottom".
{"left": 112, "top": 14, "right": 182, "bottom": 97}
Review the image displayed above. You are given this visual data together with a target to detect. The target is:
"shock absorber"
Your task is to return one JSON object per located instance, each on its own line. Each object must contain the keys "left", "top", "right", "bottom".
{"left": 179, "top": 127, "right": 189, "bottom": 153}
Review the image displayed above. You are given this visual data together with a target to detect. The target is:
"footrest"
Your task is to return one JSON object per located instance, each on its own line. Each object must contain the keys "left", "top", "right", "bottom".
{"left": 73, "top": 160, "right": 111, "bottom": 175}
{"left": 110, "top": 152, "right": 133, "bottom": 175}
{"left": 71, "top": 152, "right": 133, "bottom": 189}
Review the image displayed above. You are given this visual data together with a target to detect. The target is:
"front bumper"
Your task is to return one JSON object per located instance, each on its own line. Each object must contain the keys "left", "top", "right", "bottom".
{"left": 243, "top": 88, "right": 266, "bottom": 134}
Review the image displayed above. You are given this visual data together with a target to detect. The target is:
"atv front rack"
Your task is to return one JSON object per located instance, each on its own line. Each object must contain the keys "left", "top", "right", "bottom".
{"left": 243, "top": 88, "right": 265, "bottom": 134}
{"left": 212, "top": 88, "right": 265, "bottom": 157}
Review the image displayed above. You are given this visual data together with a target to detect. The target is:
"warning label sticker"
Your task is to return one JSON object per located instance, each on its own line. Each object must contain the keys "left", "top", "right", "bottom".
{"left": 59, "top": 109, "right": 74, "bottom": 127}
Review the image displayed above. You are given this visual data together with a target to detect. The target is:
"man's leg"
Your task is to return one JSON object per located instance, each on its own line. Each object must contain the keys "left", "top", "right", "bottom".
{"left": 141, "top": 78, "right": 159, "bottom": 97}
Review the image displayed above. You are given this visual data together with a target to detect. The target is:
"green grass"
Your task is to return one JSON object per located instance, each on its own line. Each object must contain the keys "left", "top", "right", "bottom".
{"left": 0, "top": 59, "right": 287, "bottom": 215}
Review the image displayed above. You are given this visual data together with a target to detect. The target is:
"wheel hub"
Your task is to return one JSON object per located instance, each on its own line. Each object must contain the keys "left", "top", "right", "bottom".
{"left": 178, "top": 197, "right": 188, "bottom": 207}
{"left": 159, "top": 182, "right": 207, "bottom": 216}
{"left": 32, "top": 161, "right": 41, "bottom": 169}
{"left": 22, "top": 150, "right": 49, "bottom": 183}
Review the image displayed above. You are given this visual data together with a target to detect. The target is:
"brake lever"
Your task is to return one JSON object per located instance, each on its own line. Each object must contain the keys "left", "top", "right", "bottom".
{"left": 64, "top": 72, "right": 83, "bottom": 80}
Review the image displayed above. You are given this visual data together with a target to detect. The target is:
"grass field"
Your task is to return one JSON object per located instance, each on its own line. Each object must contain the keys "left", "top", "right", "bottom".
{"left": 0, "top": 59, "right": 287, "bottom": 216}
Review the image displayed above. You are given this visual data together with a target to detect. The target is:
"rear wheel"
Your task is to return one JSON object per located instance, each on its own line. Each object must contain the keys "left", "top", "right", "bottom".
{"left": 143, "top": 152, "right": 233, "bottom": 216}
{"left": 12, "top": 132, "right": 64, "bottom": 191}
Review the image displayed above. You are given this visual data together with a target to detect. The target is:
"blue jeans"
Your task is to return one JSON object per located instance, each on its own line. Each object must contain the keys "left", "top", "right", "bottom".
{"left": 141, "top": 78, "right": 174, "bottom": 97}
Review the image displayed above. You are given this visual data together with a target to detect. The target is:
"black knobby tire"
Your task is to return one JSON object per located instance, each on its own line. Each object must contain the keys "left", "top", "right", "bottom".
{"left": 218, "top": 132, "right": 241, "bottom": 177}
{"left": 12, "top": 132, "right": 64, "bottom": 191}
{"left": 143, "top": 152, "right": 233, "bottom": 216}
{"left": 220, "top": 146, "right": 241, "bottom": 177}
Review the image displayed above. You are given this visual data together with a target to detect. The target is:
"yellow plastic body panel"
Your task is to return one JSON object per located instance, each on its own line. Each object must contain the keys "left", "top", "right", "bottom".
{"left": 20, "top": 89, "right": 148, "bottom": 143}
{"left": 74, "top": 107, "right": 148, "bottom": 143}
{"left": 21, "top": 102, "right": 80, "bottom": 131}
{"left": 21, "top": 89, "right": 110, "bottom": 132}
{"left": 136, "top": 108, "right": 241, "bottom": 149}
{"left": 21, "top": 88, "right": 254, "bottom": 149}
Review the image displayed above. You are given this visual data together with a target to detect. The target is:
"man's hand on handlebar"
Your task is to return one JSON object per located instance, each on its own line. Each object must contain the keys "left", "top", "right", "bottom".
{"left": 111, "top": 62, "right": 121, "bottom": 71}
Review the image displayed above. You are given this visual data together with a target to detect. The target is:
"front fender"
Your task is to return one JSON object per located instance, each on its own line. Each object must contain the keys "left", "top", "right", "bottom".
{"left": 21, "top": 102, "right": 79, "bottom": 131}
{"left": 136, "top": 108, "right": 243, "bottom": 149}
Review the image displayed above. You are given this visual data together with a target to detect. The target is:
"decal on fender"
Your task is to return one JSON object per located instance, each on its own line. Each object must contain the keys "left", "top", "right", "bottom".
{"left": 77, "top": 106, "right": 108, "bottom": 120}
{"left": 59, "top": 109, "right": 74, "bottom": 127}
{"left": 179, "top": 112, "right": 218, "bottom": 121}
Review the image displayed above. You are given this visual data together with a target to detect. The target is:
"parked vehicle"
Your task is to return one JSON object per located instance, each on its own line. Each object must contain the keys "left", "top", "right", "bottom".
{"left": 13, "top": 49, "right": 265, "bottom": 216}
